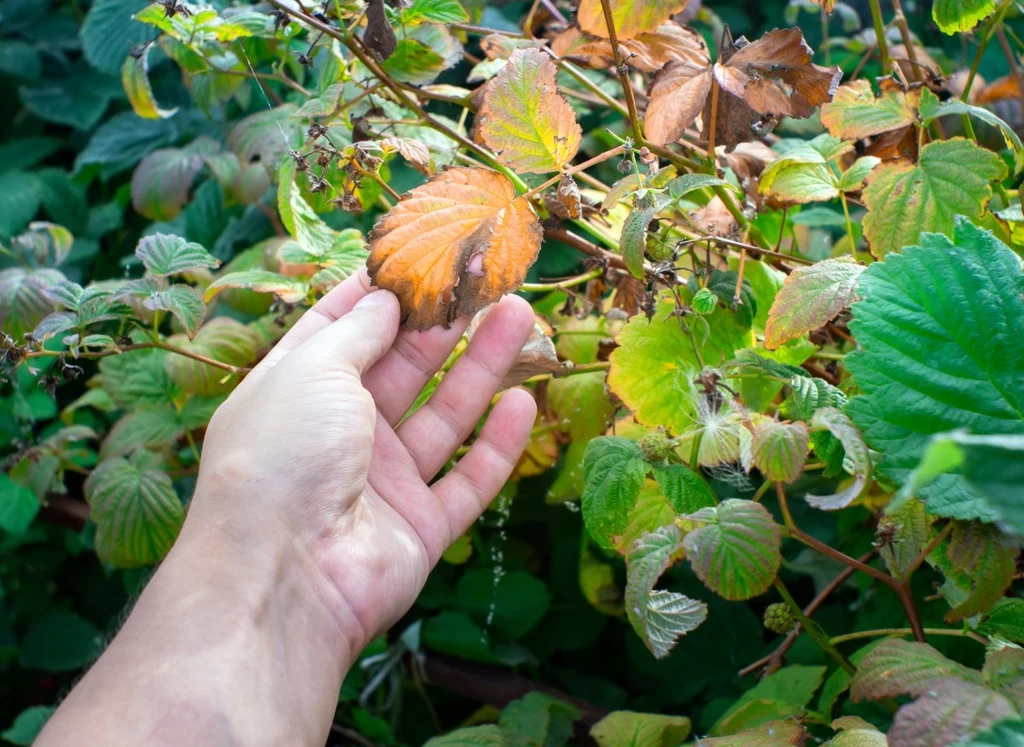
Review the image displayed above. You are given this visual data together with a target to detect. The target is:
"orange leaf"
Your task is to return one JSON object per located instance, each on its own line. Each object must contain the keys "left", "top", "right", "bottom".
{"left": 367, "top": 167, "right": 542, "bottom": 330}
{"left": 477, "top": 48, "right": 582, "bottom": 174}
{"left": 645, "top": 62, "right": 713, "bottom": 146}
{"left": 577, "top": 0, "right": 688, "bottom": 40}
{"left": 552, "top": 22, "right": 708, "bottom": 73}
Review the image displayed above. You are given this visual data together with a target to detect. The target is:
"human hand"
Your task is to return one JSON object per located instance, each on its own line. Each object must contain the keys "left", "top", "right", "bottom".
{"left": 188, "top": 268, "right": 538, "bottom": 651}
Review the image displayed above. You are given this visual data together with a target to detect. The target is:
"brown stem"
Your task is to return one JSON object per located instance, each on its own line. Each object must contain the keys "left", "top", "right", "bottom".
{"left": 675, "top": 237, "right": 812, "bottom": 265}
{"left": 903, "top": 521, "right": 952, "bottom": 580}
{"left": 544, "top": 225, "right": 628, "bottom": 271}
{"left": 256, "top": 200, "right": 287, "bottom": 236}
{"left": 597, "top": 0, "right": 645, "bottom": 147}
{"left": 26, "top": 342, "right": 250, "bottom": 375}
{"left": 520, "top": 145, "right": 625, "bottom": 201}
{"left": 775, "top": 484, "right": 926, "bottom": 642}
{"left": 996, "top": 27, "right": 1024, "bottom": 116}
{"left": 888, "top": 0, "right": 922, "bottom": 82}
{"left": 706, "top": 76, "right": 720, "bottom": 162}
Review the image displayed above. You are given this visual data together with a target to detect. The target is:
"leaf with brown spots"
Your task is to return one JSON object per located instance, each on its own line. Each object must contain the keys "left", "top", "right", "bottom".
{"left": 820, "top": 80, "right": 919, "bottom": 141}
{"left": 477, "top": 48, "right": 582, "bottom": 174}
{"left": 367, "top": 167, "right": 542, "bottom": 330}
{"left": 576, "top": 0, "right": 688, "bottom": 40}
{"left": 551, "top": 22, "right": 708, "bottom": 73}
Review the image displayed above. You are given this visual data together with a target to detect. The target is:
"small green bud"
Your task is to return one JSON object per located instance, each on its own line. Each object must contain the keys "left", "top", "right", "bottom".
{"left": 763, "top": 602, "right": 796, "bottom": 634}
{"left": 692, "top": 287, "right": 718, "bottom": 316}
{"left": 639, "top": 431, "right": 672, "bottom": 463}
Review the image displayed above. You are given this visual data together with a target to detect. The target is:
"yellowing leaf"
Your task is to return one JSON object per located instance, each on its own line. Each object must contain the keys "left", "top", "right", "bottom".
{"left": 764, "top": 257, "right": 864, "bottom": 349}
{"left": 122, "top": 44, "right": 177, "bottom": 120}
{"left": 367, "top": 167, "right": 542, "bottom": 330}
{"left": 752, "top": 420, "right": 809, "bottom": 483}
{"left": 552, "top": 22, "right": 708, "bottom": 73}
{"left": 820, "top": 80, "right": 918, "bottom": 141}
{"left": 477, "top": 48, "right": 581, "bottom": 174}
{"left": 862, "top": 138, "right": 1007, "bottom": 257}
{"left": 576, "top": 0, "right": 688, "bottom": 40}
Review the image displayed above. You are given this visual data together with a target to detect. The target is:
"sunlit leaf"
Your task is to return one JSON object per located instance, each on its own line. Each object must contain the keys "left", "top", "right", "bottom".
{"left": 135, "top": 233, "right": 220, "bottom": 277}
{"left": 122, "top": 44, "right": 178, "bottom": 120}
{"left": 478, "top": 49, "right": 581, "bottom": 174}
{"left": 205, "top": 270, "right": 309, "bottom": 304}
{"left": 591, "top": 710, "right": 691, "bottom": 746}
{"left": 367, "top": 167, "right": 541, "bottom": 330}
{"left": 577, "top": 0, "right": 688, "bottom": 39}
{"left": 0, "top": 267, "right": 65, "bottom": 341}
{"left": 805, "top": 408, "right": 872, "bottom": 510}
{"left": 764, "top": 257, "right": 864, "bottom": 350}
{"left": 163, "top": 317, "right": 258, "bottom": 395}
{"left": 820, "top": 80, "right": 918, "bottom": 140}
{"left": 752, "top": 420, "right": 809, "bottom": 483}
{"left": 933, "top": 0, "right": 996, "bottom": 33}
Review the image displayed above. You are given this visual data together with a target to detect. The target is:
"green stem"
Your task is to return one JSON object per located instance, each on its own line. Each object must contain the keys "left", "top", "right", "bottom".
{"left": 520, "top": 268, "right": 603, "bottom": 292}
{"left": 829, "top": 628, "right": 985, "bottom": 646}
{"left": 868, "top": 0, "right": 889, "bottom": 68}
{"left": 774, "top": 578, "right": 857, "bottom": 674}
{"left": 839, "top": 192, "right": 857, "bottom": 259}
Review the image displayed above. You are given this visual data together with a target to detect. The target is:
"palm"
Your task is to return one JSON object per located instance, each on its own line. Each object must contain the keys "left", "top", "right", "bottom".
{"left": 207, "top": 269, "right": 536, "bottom": 641}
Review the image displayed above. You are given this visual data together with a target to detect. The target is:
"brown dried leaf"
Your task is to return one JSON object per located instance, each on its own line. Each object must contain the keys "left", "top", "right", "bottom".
{"left": 380, "top": 136, "right": 432, "bottom": 173}
{"left": 577, "top": 0, "right": 688, "bottom": 40}
{"left": 364, "top": 0, "right": 397, "bottom": 62}
{"left": 556, "top": 174, "right": 583, "bottom": 219}
{"left": 470, "top": 310, "right": 571, "bottom": 387}
{"left": 477, "top": 48, "right": 582, "bottom": 174}
{"left": 479, "top": 33, "right": 546, "bottom": 60}
{"left": 645, "top": 62, "right": 713, "bottom": 146}
{"left": 977, "top": 73, "right": 1021, "bottom": 104}
{"left": 367, "top": 167, "right": 542, "bottom": 330}
{"left": 552, "top": 22, "right": 708, "bottom": 73}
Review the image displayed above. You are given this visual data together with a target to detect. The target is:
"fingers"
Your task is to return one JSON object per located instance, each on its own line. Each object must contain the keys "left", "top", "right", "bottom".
{"left": 363, "top": 319, "right": 469, "bottom": 426}
{"left": 302, "top": 290, "right": 401, "bottom": 374}
{"left": 248, "top": 268, "right": 374, "bottom": 377}
{"left": 395, "top": 295, "right": 535, "bottom": 481}
{"left": 431, "top": 388, "right": 536, "bottom": 542}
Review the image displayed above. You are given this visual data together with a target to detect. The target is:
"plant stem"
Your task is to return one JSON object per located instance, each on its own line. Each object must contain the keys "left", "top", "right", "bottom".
{"left": 888, "top": 0, "right": 922, "bottom": 82}
{"left": 839, "top": 192, "right": 857, "bottom": 258}
{"left": 902, "top": 521, "right": 952, "bottom": 579}
{"left": 555, "top": 57, "right": 630, "bottom": 119}
{"left": 995, "top": 28, "right": 1024, "bottom": 118}
{"left": 597, "top": 0, "right": 645, "bottom": 148}
{"left": 520, "top": 145, "right": 626, "bottom": 201}
{"left": 829, "top": 627, "right": 986, "bottom": 646}
{"left": 964, "top": 0, "right": 1011, "bottom": 100}
{"left": 520, "top": 268, "right": 603, "bottom": 292}
{"left": 774, "top": 577, "right": 857, "bottom": 674}
{"left": 25, "top": 342, "right": 249, "bottom": 375}
{"left": 775, "top": 483, "right": 926, "bottom": 642}
{"left": 868, "top": 0, "right": 889, "bottom": 68}
{"left": 524, "top": 360, "right": 611, "bottom": 384}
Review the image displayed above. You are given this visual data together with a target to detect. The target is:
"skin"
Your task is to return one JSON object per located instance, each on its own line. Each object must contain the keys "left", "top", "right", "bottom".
{"left": 36, "top": 269, "right": 538, "bottom": 747}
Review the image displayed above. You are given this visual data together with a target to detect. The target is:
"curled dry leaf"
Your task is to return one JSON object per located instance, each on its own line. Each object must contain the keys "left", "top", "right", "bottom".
{"left": 646, "top": 28, "right": 841, "bottom": 149}
{"left": 556, "top": 174, "right": 583, "bottom": 219}
{"left": 477, "top": 48, "right": 582, "bottom": 174}
{"left": 470, "top": 310, "right": 571, "bottom": 388}
{"left": 551, "top": 22, "right": 709, "bottom": 73}
{"left": 576, "top": 0, "right": 689, "bottom": 40}
{"left": 367, "top": 167, "right": 542, "bottom": 330}
{"left": 364, "top": 0, "right": 397, "bottom": 62}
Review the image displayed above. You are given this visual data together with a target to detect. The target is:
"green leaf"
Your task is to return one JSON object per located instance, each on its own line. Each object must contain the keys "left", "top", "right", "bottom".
{"left": 590, "top": 711, "right": 691, "bottom": 747}
{"left": 81, "top": 0, "right": 157, "bottom": 74}
{"left": 650, "top": 464, "right": 716, "bottom": 514}
{"left": 228, "top": 105, "right": 302, "bottom": 178}
{"left": 764, "top": 257, "right": 864, "bottom": 350}
{"left": 424, "top": 725, "right": 521, "bottom": 746}
{"left": 878, "top": 498, "right": 932, "bottom": 579}
{"left": 608, "top": 293, "right": 753, "bottom": 435}
{"left": 933, "top": 0, "right": 995, "bottom": 33}
{"left": 941, "top": 521, "right": 1018, "bottom": 622}
{"left": 698, "top": 721, "right": 805, "bottom": 746}
{"left": 666, "top": 173, "right": 737, "bottom": 200}
{"left": 164, "top": 318, "right": 258, "bottom": 395}
{"left": 400, "top": 0, "right": 470, "bottom": 25}
{"left": 805, "top": 408, "right": 872, "bottom": 510}
{"left": 549, "top": 371, "right": 616, "bottom": 441}
{"left": 19, "top": 74, "right": 114, "bottom": 131}
{"left": 862, "top": 138, "right": 1006, "bottom": 257}
{"left": 205, "top": 270, "right": 309, "bottom": 305}
{"left": 122, "top": 43, "right": 178, "bottom": 119}
{"left": 98, "top": 344, "right": 178, "bottom": 409}
{"left": 963, "top": 720, "right": 1024, "bottom": 747}
{"left": 99, "top": 405, "right": 185, "bottom": 459}
{"left": 712, "top": 665, "right": 826, "bottom": 735}
{"left": 455, "top": 569, "right": 550, "bottom": 638}
{"left": 381, "top": 24, "right": 463, "bottom": 85}
{"left": 131, "top": 144, "right": 210, "bottom": 221}
{"left": 498, "top": 692, "right": 581, "bottom": 747}
{"left": 422, "top": 610, "right": 496, "bottom": 663}
{"left": 760, "top": 140, "right": 841, "bottom": 205}
{"left": 919, "top": 89, "right": 1024, "bottom": 174}
{"left": 142, "top": 284, "right": 207, "bottom": 339}
{"left": 0, "top": 170, "right": 41, "bottom": 238}
{"left": 581, "top": 437, "right": 649, "bottom": 550}
{"left": 620, "top": 194, "right": 659, "bottom": 278}
{"left": 0, "top": 40, "right": 40, "bottom": 79}
{"left": 135, "top": 233, "right": 220, "bottom": 277}
{"left": 846, "top": 220, "right": 1024, "bottom": 521}
{"left": 2, "top": 706, "right": 55, "bottom": 746}
{"left": 681, "top": 499, "right": 781, "bottom": 600}
{"left": 0, "top": 267, "right": 65, "bottom": 341}
{"left": 277, "top": 160, "right": 338, "bottom": 255}
{"left": 889, "top": 679, "right": 1018, "bottom": 747}
{"left": 625, "top": 523, "right": 707, "bottom": 658}
{"left": 75, "top": 112, "right": 179, "bottom": 177}
{"left": 838, "top": 156, "right": 881, "bottom": 192}
{"left": 851, "top": 639, "right": 984, "bottom": 701}
{"left": 20, "top": 611, "right": 102, "bottom": 671}
{"left": 619, "top": 480, "right": 679, "bottom": 553}
{"left": 978, "top": 599, "right": 1024, "bottom": 644}
{"left": 0, "top": 474, "right": 39, "bottom": 534}
{"left": 85, "top": 454, "right": 184, "bottom": 567}
{"left": 12, "top": 221, "right": 75, "bottom": 267}
{"left": 751, "top": 420, "right": 809, "bottom": 483}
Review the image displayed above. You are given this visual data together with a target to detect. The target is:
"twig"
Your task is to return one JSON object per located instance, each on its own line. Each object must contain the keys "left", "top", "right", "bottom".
{"left": 520, "top": 145, "right": 626, "bottom": 201}
{"left": 25, "top": 341, "right": 250, "bottom": 375}
{"left": 868, "top": 0, "right": 889, "bottom": 69}
{"left": 888, "top": 0, "right": 921, "bottom": 82}
{"left": 774, "top": 577, "right": 856, "bottom": 674}
{"left": 829, "top": 627, "right": 987, "bottom": 646}
{"left": 544, "top": 225, "right": 628, "bottom": 271}
{"left": 520, "top": 268, "right": 603, "bottom": 292}
{"left": 597, "top": 0, "right": 645, "bottom": 147}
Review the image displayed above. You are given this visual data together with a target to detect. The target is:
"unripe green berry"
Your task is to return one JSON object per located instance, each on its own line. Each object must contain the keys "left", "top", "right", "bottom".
{"left": 639, "top": 431, "right": 672, "bottom": 463}
{"left": 692, "top": 287, "right": 718, "bottom": 316}
{"left": 763, "top": 603, "right": 796, "bottom": 634}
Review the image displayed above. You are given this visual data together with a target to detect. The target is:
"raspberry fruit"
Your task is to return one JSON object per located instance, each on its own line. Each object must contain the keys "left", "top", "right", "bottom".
{"left": 639, "top": 431, "right": 672, "bottom": 463}
{"left": 763, "top": 603, "right": 796, "bottom": 634}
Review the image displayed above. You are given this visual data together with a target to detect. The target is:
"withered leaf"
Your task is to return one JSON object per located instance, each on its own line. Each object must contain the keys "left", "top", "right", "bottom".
{"left": 367, "top": 167, "right": 543, "bottom": 330}
{"left": 477, "top": 48, "right": 582, "bottom": 174}
{"left": 469, "top": 310, "right": 571, "bottom": 387}
{"left": 551, "top": 22, "right": 709, "bottom": 73}
{"left": 645, "top": 27, "right": 840, "bottom": 149}
{"left": 577, "top": 0, "right": 688, "bottom": 39}
{"left": 364, "top": 0, "right": 397, "bottom": 62}
{"left": 557, "top": 174, "right": 583, "bottom": 219}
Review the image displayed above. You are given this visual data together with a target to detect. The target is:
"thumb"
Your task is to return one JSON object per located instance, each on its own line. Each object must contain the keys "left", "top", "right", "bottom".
{"left": 304, "top": 289, "right": 401, "bottom": 374}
